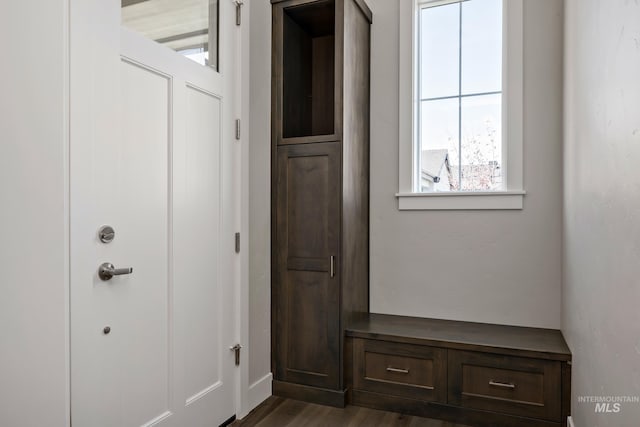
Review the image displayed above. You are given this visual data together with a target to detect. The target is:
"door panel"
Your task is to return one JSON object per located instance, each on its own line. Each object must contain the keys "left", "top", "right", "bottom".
{"left": 287, "top": 270, "right": 332, "bottom": 375}
{"left": 275, "top": 142, "right": 341, "bottom": 389}
{"left": 119, "top": 59, "right": 172, "bottom": 426}
{"left": 181, "top": 85, "right": 222, "bottom": 403}
{"left": 287, "top": 155, "right": 331, "bottom": 258}
{"left": 70, "top": 0, "right": 238, "bottom": 425}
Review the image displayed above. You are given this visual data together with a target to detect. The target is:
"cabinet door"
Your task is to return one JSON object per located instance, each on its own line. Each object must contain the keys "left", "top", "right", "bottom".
{"left": 274, "top": 142, "right": 341, "bottom": 389}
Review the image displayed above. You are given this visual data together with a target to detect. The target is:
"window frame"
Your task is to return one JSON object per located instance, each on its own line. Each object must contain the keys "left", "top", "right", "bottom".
{"left": 397, "top": 0, "right": 525, "bottom": 210}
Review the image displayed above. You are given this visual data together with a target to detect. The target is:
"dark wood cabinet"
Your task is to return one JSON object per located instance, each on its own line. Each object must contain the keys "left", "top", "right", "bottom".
{"left": 347, "top": 314, "right": 572, "bottom": 427}
{"left": 274, "top": 142, "right": 342, "bottom": 390}
{"left": 271, "top": 0, "right": 371, "bottom": 407}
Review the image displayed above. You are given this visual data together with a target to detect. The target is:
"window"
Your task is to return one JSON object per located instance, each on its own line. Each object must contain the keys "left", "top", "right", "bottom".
{"left": 398, "top": 0, "right": 524, "bottom": 210}
{"left": 122, "top": 0, "right": 220, "bottom": 70}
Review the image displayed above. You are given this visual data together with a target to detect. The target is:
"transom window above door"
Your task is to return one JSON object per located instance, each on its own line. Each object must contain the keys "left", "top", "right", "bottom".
{"left": 121, "top": 0, "right": 219, "bottom": 70}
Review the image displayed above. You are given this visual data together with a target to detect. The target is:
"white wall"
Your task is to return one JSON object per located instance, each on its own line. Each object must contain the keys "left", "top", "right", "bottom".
{"left": 0, "top": 1, "right": 70, "bottom": 426}
{"left": 563, "top": 1, "right": 640, "bottom": 426}
{"left": 248, "top": 0, "right": 273, "bottom": 406}
{"left": 368, "top": 0, "right": 564, "bottom": 329}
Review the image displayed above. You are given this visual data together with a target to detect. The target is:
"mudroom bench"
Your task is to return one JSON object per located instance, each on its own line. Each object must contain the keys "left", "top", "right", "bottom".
{"left": 345, "top": 313, "right": 572, "bottom": 427}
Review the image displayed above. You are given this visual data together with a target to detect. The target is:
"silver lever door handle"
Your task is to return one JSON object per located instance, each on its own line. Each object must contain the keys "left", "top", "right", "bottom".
{"left": 98, "top": 262, "right": 133, "bottom": 281}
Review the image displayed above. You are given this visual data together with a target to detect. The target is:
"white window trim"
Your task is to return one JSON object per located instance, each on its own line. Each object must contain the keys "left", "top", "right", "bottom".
{"left": 397, "top": 0, "right": 525, "bottom": 210}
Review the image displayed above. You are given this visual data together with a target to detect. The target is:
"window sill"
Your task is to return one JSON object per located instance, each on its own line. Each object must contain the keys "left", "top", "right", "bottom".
{"left": 396, "top": 191, "right": 526, "bottom": 211}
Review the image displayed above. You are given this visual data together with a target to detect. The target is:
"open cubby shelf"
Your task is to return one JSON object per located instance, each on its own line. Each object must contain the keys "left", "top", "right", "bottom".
{"left": 282, "top": 0, "right": 336, "bottom": 139}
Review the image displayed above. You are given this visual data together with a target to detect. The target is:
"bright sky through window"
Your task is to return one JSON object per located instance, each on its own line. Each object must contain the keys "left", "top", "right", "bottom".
{"left": 418, "top": 0, "right": 503, "bottom": 192}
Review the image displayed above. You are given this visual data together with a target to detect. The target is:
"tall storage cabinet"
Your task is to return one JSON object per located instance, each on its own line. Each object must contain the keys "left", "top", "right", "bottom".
{"left": 271, "top": 0, "right": 371, "bottom": 407}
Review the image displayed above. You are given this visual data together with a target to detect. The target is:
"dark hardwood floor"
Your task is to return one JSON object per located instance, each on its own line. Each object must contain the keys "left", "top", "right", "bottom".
{"left": 232, "top": 397, "right": 473, "bottom": 427}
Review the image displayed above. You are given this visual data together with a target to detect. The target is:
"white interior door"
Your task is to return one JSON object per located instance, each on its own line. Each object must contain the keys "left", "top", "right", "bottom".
{"left": 70, "top": 1, "right": 240, "bottom": 426}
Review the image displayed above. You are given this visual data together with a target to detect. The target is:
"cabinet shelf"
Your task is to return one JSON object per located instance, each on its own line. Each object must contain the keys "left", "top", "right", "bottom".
{"left": 279, "top": 0, "right": 336, "bottom": 140}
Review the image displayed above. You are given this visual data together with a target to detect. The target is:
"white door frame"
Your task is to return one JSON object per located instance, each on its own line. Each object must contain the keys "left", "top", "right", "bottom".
{"left": 237, "top": 0, "right": 252, "bottom": 419}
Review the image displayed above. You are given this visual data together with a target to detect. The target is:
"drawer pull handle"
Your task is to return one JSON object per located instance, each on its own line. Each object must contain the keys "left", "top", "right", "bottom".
{"left": 386, "top": 367, "right": 410, "bottom": 374}
{"left": 489, "top": 380, "right": 516, "bottom": 389}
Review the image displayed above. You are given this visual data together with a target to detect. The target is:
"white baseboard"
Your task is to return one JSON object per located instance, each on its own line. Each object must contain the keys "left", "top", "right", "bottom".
{"left": 246, "top": 372, "right": 273, "bottom": 415}
{"left": 568, "top": 416, "right": 575, "bottom": 427}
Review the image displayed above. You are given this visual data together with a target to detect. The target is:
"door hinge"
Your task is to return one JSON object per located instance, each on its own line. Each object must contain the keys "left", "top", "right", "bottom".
{"left": 230, "top": 343, "right": 242, "bottom": 366}
{"left": 235, "top": 119, "right": 241, "bottom": 140}
{"left": 235, "top": 232, "right": 240, "bottom": 253}
{"left": 233, "top": 0, "right": 243, "bottom": 26}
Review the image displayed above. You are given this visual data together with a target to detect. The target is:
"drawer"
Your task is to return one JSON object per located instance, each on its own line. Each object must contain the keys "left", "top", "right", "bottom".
{"left": 353, "top": 338, "right": 446, "bottom": 402}
{"left": 448, "top": 350, "right": 562, "bottom": 422}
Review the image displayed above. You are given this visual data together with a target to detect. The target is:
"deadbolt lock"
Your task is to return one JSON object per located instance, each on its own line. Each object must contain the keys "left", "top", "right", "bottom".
{"left": 98, "top": 225, "right": 115, "bottom": 244}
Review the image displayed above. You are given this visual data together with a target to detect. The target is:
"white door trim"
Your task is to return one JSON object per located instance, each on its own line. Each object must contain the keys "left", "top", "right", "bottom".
{"left": 238, "top": 0, "right": 252, "bottom": 418}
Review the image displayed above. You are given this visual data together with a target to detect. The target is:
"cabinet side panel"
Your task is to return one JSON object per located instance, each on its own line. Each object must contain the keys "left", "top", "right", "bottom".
{"left": 341, "top": 0, "right": 370, "bottom": 328}
{"left": 271, "top": 3, "right": 282, "bottom": 378}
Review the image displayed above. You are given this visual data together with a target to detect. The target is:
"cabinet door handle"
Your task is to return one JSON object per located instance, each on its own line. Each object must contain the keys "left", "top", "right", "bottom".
{"left": 386, "top": 367, "right": 409, "bottom": 374}
{"left": 330, "top": 255, "right": 335, "bottom": 278}
{"left": 489, "top": 380, "right": 516, "bottom": 389}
